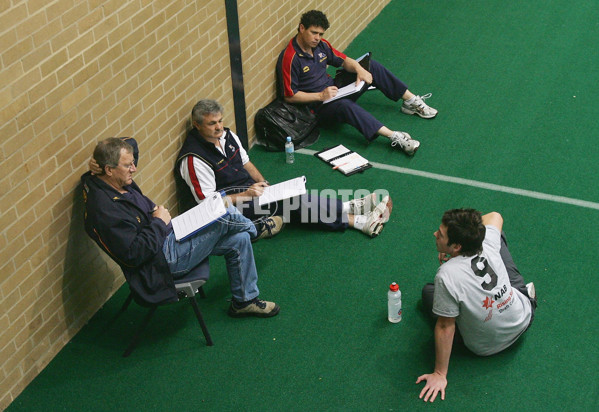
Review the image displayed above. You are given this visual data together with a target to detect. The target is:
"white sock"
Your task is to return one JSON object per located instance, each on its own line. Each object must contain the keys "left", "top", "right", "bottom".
{"left": 342, "top": 201, "right": 351, "bottom": 214}
{"left": 405, "top": 95, "right": 417, "bottom": 104}
{"left": 353, "top": 214, "right": 367, "bottom": 231}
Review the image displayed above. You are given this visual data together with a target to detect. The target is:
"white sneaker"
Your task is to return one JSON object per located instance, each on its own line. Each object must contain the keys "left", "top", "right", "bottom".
{"left": 361, "top": 200, "right": 389, "bottom": 238}
{"left": 390, "top": 131, "right": 420, "bottom": 155}
{"left": 347, "top": 193, "right": 377, "bottom": 216}
{"left": 526, "top": 282, "right": 536, "bottom": 300}
{"left": 401, "top": 93, "right": 438, "bottom": 119}
{"left": 348, "top": 194, "right": 393, "bottom": 222}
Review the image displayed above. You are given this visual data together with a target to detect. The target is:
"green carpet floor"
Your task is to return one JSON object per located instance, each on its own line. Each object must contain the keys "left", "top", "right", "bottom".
{"left": 8, "top": 0, "right": 599, "bottom": 410}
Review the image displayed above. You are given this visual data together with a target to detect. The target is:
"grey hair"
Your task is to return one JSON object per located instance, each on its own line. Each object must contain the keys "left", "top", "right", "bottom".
{"left": 93, "top": 137, "right": 133, "bottom": 175}
{"left": 191, "top": 99, "right": 224, "bottom": 124}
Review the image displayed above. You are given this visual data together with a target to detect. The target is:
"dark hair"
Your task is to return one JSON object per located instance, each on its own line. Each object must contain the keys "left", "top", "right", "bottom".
{"left": 191, "top": 99, "right": 224, "bottom": 125}
{"left": 93, "top": 137, "right": 133, "bottom": 176}
{"left": 299, "top": 10, "right": 329, "bottom": 31}
{"left": 441, "top": 208, "right": 485, "bottom": 256}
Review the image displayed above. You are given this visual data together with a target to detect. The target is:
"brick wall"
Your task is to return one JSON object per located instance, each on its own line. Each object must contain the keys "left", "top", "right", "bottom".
{"left": 0, "top": 0, "right": 389, "bottom": 407}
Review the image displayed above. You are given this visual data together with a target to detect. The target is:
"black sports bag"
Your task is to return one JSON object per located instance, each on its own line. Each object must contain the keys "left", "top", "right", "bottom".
{"left": 254, "top": 99, "right": 319, "bottom": 152}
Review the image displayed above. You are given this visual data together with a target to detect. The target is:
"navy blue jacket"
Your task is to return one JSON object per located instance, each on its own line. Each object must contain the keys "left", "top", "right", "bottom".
{"left": 81, "top": 172, "right": 177, "bottom": 305}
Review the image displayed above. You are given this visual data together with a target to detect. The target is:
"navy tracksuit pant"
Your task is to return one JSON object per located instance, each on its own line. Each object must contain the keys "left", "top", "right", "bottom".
{"left": 232, "top": 180, "right": 349, "bottom": 232}
{"left": 316, "top": 59, "right": 409, "bottom": 141}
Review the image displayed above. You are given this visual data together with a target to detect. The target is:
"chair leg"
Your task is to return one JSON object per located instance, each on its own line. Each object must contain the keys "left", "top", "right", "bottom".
{"left": 188, "top": 297, "right": 214, "bottom": 346}
{"left": 96, "top": 293, "right": 134, "bottom": 339}
{"left": 198, "top": 286, "right": 207, "bottom": 299}
{"left": 123, "top": 306, "right": 158, "bottom": 357}
{"left": 118, "top": 293, "right": 134, "bottom": 314}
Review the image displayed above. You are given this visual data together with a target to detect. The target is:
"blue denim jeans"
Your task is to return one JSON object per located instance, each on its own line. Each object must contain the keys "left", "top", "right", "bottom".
{"left": 162, "top": 206, "right": 259, "bottom": 302}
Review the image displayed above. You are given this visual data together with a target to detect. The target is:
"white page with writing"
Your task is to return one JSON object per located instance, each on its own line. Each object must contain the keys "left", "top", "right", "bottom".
{"left": 258, "top": 176, "right": 306, "bottom": 205}
{"left": 172, "top": 193, "right": 227, "bottom": 241}
{"left": 323, "top": 81, "right": 365, "bottom": 104}
{"left": 317, "top": 145, "right": 351, "bottom": 161}
{"left": 330, "top": 152, "right": 369, "bottom": 173}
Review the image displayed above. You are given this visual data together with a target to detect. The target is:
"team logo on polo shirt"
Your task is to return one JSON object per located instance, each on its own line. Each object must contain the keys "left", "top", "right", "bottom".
{"left": 318, "top": 52, "right": 326, "bottom": 62}
{"left": 303, "top": 66, "right": 310, "bottom": 72}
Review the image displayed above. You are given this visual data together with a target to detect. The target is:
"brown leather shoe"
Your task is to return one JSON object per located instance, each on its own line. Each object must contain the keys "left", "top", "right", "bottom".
{"left": 253, "top": 216, "right": 284, "bottom": 242}
{"left": 228, "top": 298, "right": 280, "bottom": 318}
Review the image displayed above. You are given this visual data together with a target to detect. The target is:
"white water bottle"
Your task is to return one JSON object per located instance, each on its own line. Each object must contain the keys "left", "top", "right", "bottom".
{"left": 388, "top": 282, "right": 402, "bottom": 323}
{"left": 285, "top": 136, "right": 294, "bottom": 164}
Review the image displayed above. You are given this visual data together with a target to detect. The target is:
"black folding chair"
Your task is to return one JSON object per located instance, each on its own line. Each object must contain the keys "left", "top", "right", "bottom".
{"left": 112, "top": 259, "right": 213, "bottom": 357}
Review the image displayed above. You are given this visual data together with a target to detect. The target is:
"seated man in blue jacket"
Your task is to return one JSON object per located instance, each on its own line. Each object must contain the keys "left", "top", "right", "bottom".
{"left": 82, "top": 137, "right": 279, "bottom": 318}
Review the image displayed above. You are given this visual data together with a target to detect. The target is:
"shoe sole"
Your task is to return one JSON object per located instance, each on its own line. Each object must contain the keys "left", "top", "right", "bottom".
{"left": 228, "top": 305, "right": 281, "bottom": 318}
{"left": 369, "top": 220, "right": 384, "bottom": 237}
{"left": 382, "top": 196, "right": 392, "bottom": 223}
{"left": 366, "top": 202, "right": 386, "bottom": 237}
{"left": 392, "top": 139, "right": 420, "bottom": 156}
{"left": 401, "top": 107, "right": 437, "bottom": 119}
{"left": 526, "top": 282, "right": 536, "bottom": 300}
{"left": 404, "top": 141, "right": 420, "bottom": 156}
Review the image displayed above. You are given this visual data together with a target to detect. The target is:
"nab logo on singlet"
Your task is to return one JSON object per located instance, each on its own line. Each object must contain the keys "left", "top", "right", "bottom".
{"left": 494, "top": 284, "right": 508, "bottom": 301}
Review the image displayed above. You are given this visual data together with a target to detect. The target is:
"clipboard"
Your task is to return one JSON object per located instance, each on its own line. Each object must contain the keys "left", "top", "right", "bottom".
{"left": 258, "top": 176, "right": 307, "bottom": 205}
{"left": 171, "top": 193, "right": 229, "bottom": 241}
{"left": 314, "top": 144, "right": 372, "bottom": 176}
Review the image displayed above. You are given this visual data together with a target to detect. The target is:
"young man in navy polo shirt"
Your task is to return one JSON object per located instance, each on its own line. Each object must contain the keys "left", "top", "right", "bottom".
{"left": 277, "top": 10, "right": 437, "bottom": 156}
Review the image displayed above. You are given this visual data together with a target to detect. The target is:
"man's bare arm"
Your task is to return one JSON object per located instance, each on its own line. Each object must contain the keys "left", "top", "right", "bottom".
{"left": 482, "top": 211, "right": 503, "bottom": 231}
{"left": 284, "top": 88, "right": 338, "bottom": 104}
{"left": 416, "top": 316, "right": 456, "bottom": 402}
{"left": 243, "top": 161, "right": 265, "bottom": 183}
{"left": 342, "top": 57, "right": 372, "bottom": 85}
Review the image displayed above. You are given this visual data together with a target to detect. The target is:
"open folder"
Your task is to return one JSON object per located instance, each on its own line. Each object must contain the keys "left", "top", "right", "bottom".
{"left": 172, "top": 192, "right": 228, "bottom": 241}
{"left": 314, "top": 145, "right": 372, "bottom": 176}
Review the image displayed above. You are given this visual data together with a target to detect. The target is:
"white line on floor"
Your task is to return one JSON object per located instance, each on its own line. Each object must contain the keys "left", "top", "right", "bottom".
{"left": 297, "top": 148, "right": 599, "bottom": 210}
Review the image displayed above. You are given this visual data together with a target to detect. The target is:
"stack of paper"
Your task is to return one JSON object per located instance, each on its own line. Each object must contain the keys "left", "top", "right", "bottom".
{"left": 258, "top": 176, "right": 306, "bottom": 205}
{"left": 323, "top": 81, "right": 365, "bottom": 104}
{"left": 172, "top": 193, "right": 228, "bottom": 241}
